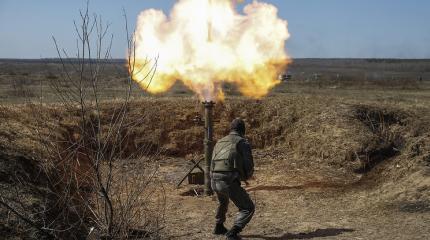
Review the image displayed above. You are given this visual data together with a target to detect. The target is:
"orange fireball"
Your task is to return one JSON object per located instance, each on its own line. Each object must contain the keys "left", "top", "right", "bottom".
{"left": 130, "top": 0, "right": 290, "bottom": 101}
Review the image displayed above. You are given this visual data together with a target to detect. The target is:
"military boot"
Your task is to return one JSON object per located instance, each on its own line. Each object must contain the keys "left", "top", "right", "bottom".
{"left": 213, "top": 223, "right": 228, "bottom": 235}
{"left": 225, "top": 225, "right": 242, "bottom": 240}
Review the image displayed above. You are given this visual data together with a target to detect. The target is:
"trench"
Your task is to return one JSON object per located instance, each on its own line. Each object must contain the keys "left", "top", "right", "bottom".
{"left": 353, "top": 106, "right": 406, "bottom": 174}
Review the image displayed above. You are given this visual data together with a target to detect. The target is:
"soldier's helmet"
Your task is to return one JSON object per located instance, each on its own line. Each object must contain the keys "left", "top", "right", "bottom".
{"left": 230, "top": 118, "right": 245, "bottom": 136}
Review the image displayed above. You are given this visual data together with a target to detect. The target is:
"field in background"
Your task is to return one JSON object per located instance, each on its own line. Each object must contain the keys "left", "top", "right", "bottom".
{"left": 1, "top": 58, "right": 430, "bottom": 103}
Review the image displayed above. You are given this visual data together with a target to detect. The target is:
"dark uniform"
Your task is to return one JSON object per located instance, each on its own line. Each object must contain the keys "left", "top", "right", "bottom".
{"left": 211, "top": 119, "right": 255, "bottom": 240}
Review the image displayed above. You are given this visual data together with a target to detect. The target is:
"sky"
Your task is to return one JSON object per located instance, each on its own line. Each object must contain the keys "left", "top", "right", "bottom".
{"left": 0, "top": 0, "right": 429, "bottom": 59}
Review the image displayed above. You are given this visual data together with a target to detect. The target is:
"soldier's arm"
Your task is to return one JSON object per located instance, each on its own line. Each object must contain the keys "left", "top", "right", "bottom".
{"left": 238, "top": 139, "right": 254, "bottom": 179}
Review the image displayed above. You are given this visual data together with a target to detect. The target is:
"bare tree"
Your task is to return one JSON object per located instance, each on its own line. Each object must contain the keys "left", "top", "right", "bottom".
{"left": 1, "top": 2, "right": 164, "bottom": 239}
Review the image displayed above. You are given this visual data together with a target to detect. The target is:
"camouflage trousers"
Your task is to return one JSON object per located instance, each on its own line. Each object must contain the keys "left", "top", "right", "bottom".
{"left": 211, "top": 172, "right": 255, "bottom": 230}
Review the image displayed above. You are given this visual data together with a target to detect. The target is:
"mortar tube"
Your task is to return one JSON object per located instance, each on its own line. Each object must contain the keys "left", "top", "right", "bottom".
{"left": 203, "top": 101, "right": 214, "bottom": 196}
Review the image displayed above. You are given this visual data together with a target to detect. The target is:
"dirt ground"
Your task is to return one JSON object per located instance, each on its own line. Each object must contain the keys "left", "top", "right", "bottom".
{"left": 157, "top": 150, "right": 430, "bottom": 240}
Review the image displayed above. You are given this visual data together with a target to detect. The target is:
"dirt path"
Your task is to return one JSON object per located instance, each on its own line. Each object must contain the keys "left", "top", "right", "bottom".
{"left": 158, "top": 156, "right": 430, "bottom": 240}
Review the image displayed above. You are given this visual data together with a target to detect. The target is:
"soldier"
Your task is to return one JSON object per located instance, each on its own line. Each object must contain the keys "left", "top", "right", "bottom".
{"left": 211, "top": 118, "right": 255, "bottom": 240}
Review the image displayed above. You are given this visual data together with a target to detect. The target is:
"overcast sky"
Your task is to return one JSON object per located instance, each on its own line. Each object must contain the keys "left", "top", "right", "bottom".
{"left": 1, "top": 0, "right": 429, "bottom": 59}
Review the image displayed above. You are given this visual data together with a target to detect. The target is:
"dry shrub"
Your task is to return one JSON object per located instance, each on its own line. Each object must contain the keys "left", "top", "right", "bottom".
{"left": 1, "top": 3, "right": 166, "bottom": 238}
{"left": 52, "top": 105, "right": 165, "bottom": 239}
{"left": 0, "top": 102, "right": 166, "bottom": 239}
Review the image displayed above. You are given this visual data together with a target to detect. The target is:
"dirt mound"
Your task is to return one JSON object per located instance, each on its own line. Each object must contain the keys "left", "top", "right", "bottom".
{"left": 0, "top": 105, "right": 88, "bottom": 239}
{"left": 348, "top": 104, "right": 430, "bottom": 210}
{"left": 84, "top": 97, "right": 429, "bottom": 203}
{"left": 122, "top": 97, "right": 429, "bottom": 204}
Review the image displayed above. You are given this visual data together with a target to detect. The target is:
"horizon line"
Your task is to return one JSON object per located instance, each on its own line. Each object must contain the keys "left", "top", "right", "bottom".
{"left": 1, "top": 57, "right": 430, "bottom": 61}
